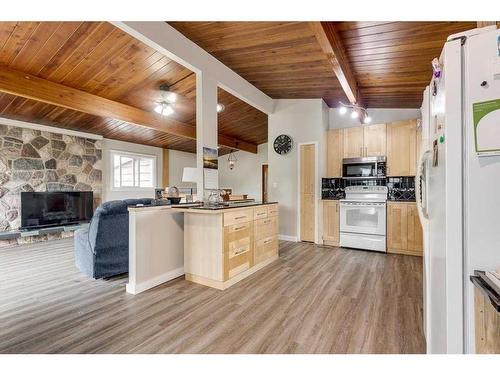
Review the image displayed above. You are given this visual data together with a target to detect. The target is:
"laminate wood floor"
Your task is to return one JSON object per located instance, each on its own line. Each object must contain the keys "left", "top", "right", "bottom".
{"left": 0, "top": 239, "right": 425, "bottom": 354}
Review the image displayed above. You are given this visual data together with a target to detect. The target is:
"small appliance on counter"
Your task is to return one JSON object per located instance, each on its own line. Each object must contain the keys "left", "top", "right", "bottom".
{"left": 155, "top": 186, "right": 182, "bottom": 204}
{"left": 387, "top": 176, "right": 415, "bottom": 201}
{"left": 321, "top": 178, "right": 344, "bottom": 199}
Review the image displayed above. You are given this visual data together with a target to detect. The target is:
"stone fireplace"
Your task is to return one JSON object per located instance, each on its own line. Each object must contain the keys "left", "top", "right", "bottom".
{"left": 0, "top": 124, "right": 102, "bottom": 246}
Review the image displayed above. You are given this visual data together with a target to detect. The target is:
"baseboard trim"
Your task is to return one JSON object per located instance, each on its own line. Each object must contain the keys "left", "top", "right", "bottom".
{"left": 126, "top": 267, "right": 184, "bottom": 295}
{"left": 278, "top": 235, "right": 298, "bottom": 242}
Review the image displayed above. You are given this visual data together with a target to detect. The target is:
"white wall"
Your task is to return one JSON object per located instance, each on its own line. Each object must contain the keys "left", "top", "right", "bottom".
{"left": 101, "top": 138, "right": 163, "bottom": 202}
{"left": 329, "top": 108, "right": 421, "bottom": 129}
{"left": 268, "top": 99, "right": 329, "bottom": 241}
{"left": 168, "top": 149, "right": 197, "bottom": 188}
{"left": 218, "top": 143, "right": 268, "bottom": 200}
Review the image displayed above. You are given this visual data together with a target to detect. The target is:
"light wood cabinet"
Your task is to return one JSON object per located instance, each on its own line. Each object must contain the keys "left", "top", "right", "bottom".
{"left": 322, "top": 200, "right": 340, "bottom": 247}
{"left": 326, "top": 129, "right": 343, "bottom": 177}
{"left": 407, "top": 203, "right": 423, "bottom": 252}
{"left": 343, "top": 127, "right": 364, "bottom": 158}
{"left": 179, "top": 204, "right": 279, "bottom": 290}
{"left": 340, "top": 124, "right": 386, "bottom": 159}
{"left": 363, "top": 123, "right": 386, "bottom": 157}
{"left": 387, "top": 119, "right": 417, "bottom": 176}
{"left": 474, "top": 285, "right": 500, "bottom": 353}
{"left": 387, "top": 202, "right": 423, "bottom": 256}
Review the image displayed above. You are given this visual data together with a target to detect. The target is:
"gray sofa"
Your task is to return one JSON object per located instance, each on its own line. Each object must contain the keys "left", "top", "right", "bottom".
{"left": 74, "top": 198, "right": 153, "bottom": 279}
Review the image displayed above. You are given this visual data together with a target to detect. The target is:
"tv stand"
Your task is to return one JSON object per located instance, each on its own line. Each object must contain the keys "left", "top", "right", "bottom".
{"left": 0, "top": 223, "right": 89, "bottom": 241}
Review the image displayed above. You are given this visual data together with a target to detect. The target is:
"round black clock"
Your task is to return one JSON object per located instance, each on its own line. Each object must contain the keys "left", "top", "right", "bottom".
{"left": 273, "top": 134, "right": 293, "bottom": 155}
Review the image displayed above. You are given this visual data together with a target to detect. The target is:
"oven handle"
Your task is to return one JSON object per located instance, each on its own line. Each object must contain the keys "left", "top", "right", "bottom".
{"left": 340, "top": 202, "right": 386, "bottom": 207}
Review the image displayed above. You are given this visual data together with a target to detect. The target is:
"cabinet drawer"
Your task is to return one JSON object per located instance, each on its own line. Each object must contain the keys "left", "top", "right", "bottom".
{"left": 268, "top": 204, "right": 279, "bottom": 217}
{"left": 224, "top": 209, "right": 253, "bottom": 227}
{"left": 254, "top": 216, "right": 278, "bottom": 240}
{"left": 225, "top": 221, "right": 252, "bottom": 237}
{"left": 253, "top": 206, "right": 268, "bottom": 220}
{"left": 254, "top": 235, "right": 278, "bottom": 265}
{"left": 224, "top": 242, "right": 252, "bottom": 280}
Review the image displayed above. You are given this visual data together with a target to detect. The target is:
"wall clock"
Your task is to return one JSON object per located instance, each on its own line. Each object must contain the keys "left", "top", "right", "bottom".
{"left": 273, "top": 134, "right": 293, "bottom": 155}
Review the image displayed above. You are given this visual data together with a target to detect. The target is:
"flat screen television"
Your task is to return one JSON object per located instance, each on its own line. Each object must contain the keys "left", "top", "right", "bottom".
{"left": 21, "top": 191, "right": 94, "bottom": 230}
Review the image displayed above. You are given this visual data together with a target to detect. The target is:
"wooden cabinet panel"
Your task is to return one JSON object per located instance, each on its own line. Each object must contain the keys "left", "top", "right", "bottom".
{"left": 387, "top": 203, "right": 408, "bottom": 252}
{"left": 224, "top": 209, "right": 253, "bottom": 226}
{"left": 326, "top": 128, "right": 343, "bottom": 177}
{"left": 387, "top": 120, "right": 417, "bottom": 176}
{"left": 387, "top": 202, "right": 423, "bottom": 256}
{"left": 407, "top": 203, "right": 423, "bottom": 254}
{"left": 224, "top": 221, "right": 253, "bottom": 281}
{"left": 363, "top": 123, "right": 386, "bottom": 157}
{"left": 254, "top": 216, "right": 278, "bottom": 241}
{"left": 253, "top": 206, "right": 268, "bottom": 220}
{"left": 255, "top": 235, "right": 278, "bottom": 265}
{"left": 343, "top": 127, "right": 364, "bottom": 158}
{"left": 268, "top": 204, "right": 279, "bottom": 217}
{"left": 474, "top": 288, "right": 500, "bottom": 353}
{"left": 322, "top": 200, "right": 340, "bottom": 246}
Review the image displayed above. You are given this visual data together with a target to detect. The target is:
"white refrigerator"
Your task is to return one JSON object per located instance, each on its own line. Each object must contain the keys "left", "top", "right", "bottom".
{"left": 417, "top": 26, "right": 500, "bottom": 354}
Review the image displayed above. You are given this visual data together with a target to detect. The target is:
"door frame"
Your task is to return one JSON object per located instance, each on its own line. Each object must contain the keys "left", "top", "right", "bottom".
{"left": 297, "top": 141, "right": 319, "bottom": 244}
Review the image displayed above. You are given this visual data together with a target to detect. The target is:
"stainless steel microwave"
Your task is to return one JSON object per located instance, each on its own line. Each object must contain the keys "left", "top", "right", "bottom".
{"left": 342, "top": 156, "right": 386, "bottom": 179}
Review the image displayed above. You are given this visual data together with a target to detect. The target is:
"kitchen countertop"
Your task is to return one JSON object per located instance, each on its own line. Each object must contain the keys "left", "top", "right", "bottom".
{"left": 387, "top": 199, "right": 416, "bottom": 202}
{"left": 172, "top": 201, "right": 277, "bottom": 213}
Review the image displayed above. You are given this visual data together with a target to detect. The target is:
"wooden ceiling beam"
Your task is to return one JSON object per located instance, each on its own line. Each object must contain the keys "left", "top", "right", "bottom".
{"left": 309, "top": 22, "right": 362, "bottom": 107}
{"left": 0, "top": 66, "right": 257, "bottom": 153}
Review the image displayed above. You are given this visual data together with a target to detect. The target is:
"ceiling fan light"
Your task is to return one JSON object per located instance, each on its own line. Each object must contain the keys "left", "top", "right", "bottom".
{"left": 363, "top": 116, "right": 372, "bottom": 124}
{"left": 159, "top": 83, "right": 177, "bottom": 103}
{"left": 155, "top": 102, "right": 174, "bottom": 117}
{"left": 351, "top": 110, "right": 359, "bottom": 119}
{"left": 217, "top": 103, "right": 225, "bottom": 113}
{"left": 338, "top": 106, "right": 347, "bottom": 115}
{"left": 164, "top": 92, "right": 177, "bottom": 103}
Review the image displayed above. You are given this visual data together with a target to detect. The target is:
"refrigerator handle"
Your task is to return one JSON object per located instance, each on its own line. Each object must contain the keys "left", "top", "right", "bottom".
{"left": 416, "top": 150, "right": 431, "bottom": 222}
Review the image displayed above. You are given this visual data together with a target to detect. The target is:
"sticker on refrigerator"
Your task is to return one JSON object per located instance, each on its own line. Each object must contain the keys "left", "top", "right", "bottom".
{"left": 473, "top": 99, "right": 500, "bottom": 156}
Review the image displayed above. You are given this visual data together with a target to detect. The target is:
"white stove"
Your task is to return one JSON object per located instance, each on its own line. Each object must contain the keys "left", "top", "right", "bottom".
{"left": 339, "top": 186, "right": 388, "bottom": 252}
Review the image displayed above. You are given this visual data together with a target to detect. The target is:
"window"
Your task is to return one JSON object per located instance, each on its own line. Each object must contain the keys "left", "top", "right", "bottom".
{"left": 111, "top": 151, "right": 156, "bottom": 189}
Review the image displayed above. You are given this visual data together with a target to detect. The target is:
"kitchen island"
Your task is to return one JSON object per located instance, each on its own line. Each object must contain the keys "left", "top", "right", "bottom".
{"left": 173, "top": 202, "right": 279, "bottom": 290}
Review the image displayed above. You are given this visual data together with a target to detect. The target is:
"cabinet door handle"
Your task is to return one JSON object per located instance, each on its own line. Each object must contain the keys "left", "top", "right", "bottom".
{"left": 263, "top": 239, "right": 272, "bottom": 244}
{"left": 234, "top": 225, "right": 246, "bottom": 231}
{"left": 235, "top": 216, "right": 246, "bottom": 220}
{"left": 263, "top": 219, "right": 271, "bottom": 224}
{"left": 360, "top": 147, "right": 362, "bottom": 156}
{"left": 234, "top": 247, "right": 247, "bottom": 255}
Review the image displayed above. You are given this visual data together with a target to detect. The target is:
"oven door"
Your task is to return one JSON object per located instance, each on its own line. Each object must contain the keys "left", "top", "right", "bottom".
{"left": 340, "top": 201, "right": 386, "bottom": 236}
{"left": 342, "top": 162, "right": 376, "bottom": 178}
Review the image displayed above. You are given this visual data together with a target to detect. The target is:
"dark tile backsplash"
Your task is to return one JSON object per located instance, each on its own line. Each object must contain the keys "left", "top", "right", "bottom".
{"left": 387, "top": 176, "right": 416, "bottom": 201}
{"left": 322, "top": 176, "right": 416, "bottom": 201}
{"left": 321, "top": 178, "right": 344, "bottom": 199}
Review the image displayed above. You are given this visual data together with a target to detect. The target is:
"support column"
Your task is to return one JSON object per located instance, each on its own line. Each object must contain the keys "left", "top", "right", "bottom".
{"left": 196, "top": 72, "right": 218, "bottom": 199}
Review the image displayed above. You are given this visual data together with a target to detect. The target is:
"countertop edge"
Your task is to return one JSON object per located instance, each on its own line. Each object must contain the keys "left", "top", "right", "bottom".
{"left": 172, "top": 202, "right": 278, "bottom": 214}
{"left": 470, "top": 271, "right": 500, "bottom": 312}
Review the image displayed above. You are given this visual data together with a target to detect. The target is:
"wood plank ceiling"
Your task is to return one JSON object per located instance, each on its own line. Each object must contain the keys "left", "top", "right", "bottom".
{"left": 170, "top": 21, "right": 477, "bottom": 108}
{"left": 333, "top": 21, "right": 478, "bottom": 108}
{"left": 0, "top": 22, "right": 268, "bottom": 154}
